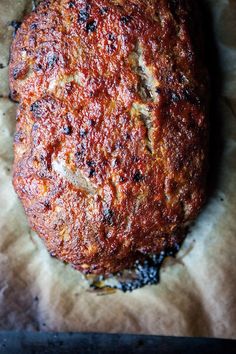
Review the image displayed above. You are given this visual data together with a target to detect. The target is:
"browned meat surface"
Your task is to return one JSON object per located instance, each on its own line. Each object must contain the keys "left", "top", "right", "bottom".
{"left": 9, "top": 0, "right": 208, "bottom": 274}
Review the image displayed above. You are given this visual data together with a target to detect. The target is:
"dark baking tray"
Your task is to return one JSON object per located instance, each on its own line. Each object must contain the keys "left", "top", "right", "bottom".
{"left": 0, "top": 332, "right": 235, "bottom": 354}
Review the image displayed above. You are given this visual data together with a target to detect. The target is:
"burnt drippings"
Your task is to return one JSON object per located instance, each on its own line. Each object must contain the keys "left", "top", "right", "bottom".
{"left": 10, "top": 20, "right": 22, "bottom": 37}
{"left": 85, "top": 20, "right": 97, "bottom": 33}
{"left": 102, "top": 208, "right": 114, "bottom": 225}
{"left": 90, "top": 244, "right": 181, "bottom": 292}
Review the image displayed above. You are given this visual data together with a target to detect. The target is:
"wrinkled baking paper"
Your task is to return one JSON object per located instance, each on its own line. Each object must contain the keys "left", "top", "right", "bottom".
{"left": 0, "top": 0, "right": 235, "bottom": 338}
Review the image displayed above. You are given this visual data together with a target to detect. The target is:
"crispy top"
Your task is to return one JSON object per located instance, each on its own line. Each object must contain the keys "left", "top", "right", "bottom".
{"left": 9, "top": 0, "right": 208, "bottom": 274}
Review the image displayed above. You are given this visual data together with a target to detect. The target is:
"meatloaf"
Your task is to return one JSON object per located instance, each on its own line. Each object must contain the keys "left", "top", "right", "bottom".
{"left": 9, "top": 0, "right": 208, "bottom": 274}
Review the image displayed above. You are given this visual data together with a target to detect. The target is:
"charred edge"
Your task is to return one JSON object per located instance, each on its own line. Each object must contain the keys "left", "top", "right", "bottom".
{"left": 32, "top": 0, "right": 44, "bottom": 11}
{"left": 10, "top": 20, "right": 22, "bottom": 37}
{"left": 8, "top": 91, "right": 19, "bottom": 103}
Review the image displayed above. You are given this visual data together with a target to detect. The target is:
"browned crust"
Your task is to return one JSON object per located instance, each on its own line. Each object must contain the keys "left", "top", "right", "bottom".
{"left": 9, "top": 0, "right": 208, "bottom": 274}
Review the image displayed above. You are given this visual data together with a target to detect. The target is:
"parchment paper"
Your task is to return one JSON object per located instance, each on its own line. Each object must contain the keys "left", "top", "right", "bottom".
{"left": 0, "top": 0, "right": 235, "bottom": 338}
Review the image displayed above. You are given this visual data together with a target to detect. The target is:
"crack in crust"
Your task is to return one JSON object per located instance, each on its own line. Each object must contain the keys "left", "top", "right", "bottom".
{"left": 52, "top": 159, "right": 97, "bottom": 195}
{"left": 131, "top": 103, "right": 153, "bottom": 154}
{"left": 130, "top": 42, "right": 159, "bottom": 102}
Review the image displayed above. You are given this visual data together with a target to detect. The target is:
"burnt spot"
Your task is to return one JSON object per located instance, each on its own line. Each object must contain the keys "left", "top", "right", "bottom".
{"left": 50, "top": 251, "right": 56, "bottom": 258}
{"left": 68, "top": 1, "right": 75, "bottom": 8}
{"left": 106, "top": 44, "right": 116, "bottom": 54}
{"left": 13, "top": 67, "right": 21, "bottom": 80}
{"left": 85, "top": 20, "right": 97, "bottom": 33}
{"left": 8, "top": 90, "right": 19, "bottom": 103}
{"left": 88, "top": 119, "right": 96, "bottom": 126}
{"left": 182, "top": 88, "right": 200, "bottom": 105}
{"left": 32, "top": 122, "right": 39, "bottom": 131}
{"left": 120, "top": 15, "right": 132, "bottom": 25}
{"left": 10, "top": 20, "right": 22, "bottom": 37}
{"left": 99, "top": 7, "right": 108, "bottom": 15}
{"left": 88, "top": 168, "right": 96, "bottom": 178}
{"left": 133, "top": 170, "right": 143, "bottom": 182}
{"left": 108, "top": 33, "right": 116, "bottom": 41}
{"left": 30, "top": 23, "right": 37, "bottom": 30}
{"left": 114, "top": 142, "right": 123, "bottom": 150}
{"left": 170, "top": 91, "right": 181, "bottom": 102}
{"left": 47, "top": 52, "right": 58, "bottom": 69}
{"left": 112, "top": 158, "right": 119, "bottom": 168}
{"left": 78, "top": 7, "right": 90, "bottom": 23}
{"left": 168, "top": 0, "right": 181, "bottom": 20}
{"left": 13, "top": 62, "right": 29, "bottom": 80}
{"left": 80, "top": 128, "right": 88, "bottom": 138}
{"left": 103, "top": 208, "right": 114, "bottom": 225}
{"left": 34, "top": 63, "right": 43, "bottom": 72}
{"left": 86, "top": 160, "right": 96, "bottom": 167}
{"left": 28, "top": 35, "right": 36, "bottom": 47}
{"left": 62, "top": 125, "right": 72, "bottom": 135}
{"left": 14, "top": 131, "right": 24, "bottom": 143}
{"left": 0, "top": 63, "right": 4, "bottom": 69}
{"left": 131, "top": 156, "right": 139, "bottom": 163}
{"left": 30, "top": 100, "right": 42, "bottom": 119}
{"left": 43, "top": 200, "right": 51, "bottom": 209}
{"left": 75, "top": 143, "right": 86, "bottom": 159}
